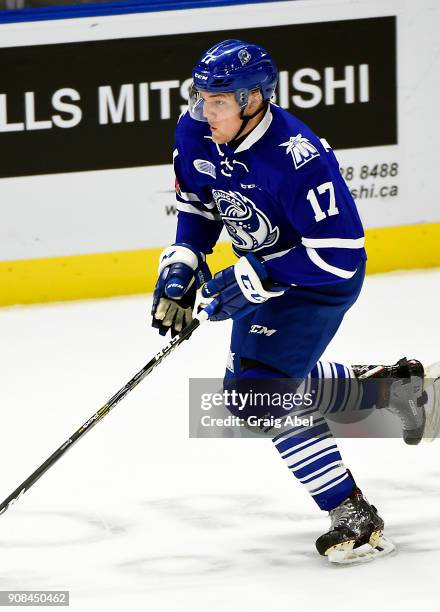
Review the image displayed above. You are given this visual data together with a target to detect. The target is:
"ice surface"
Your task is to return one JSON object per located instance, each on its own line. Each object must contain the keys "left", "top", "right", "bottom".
{"left": 0, "top": 268, "right": 439, "bottom": 611}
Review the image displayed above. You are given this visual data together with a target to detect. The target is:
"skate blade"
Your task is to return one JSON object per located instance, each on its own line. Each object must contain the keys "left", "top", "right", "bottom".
{"left": 423, "top": 362, "right": 440, "bottom": 443}
{"left": 326, "top": 531, "right": 396, "bottom": 565}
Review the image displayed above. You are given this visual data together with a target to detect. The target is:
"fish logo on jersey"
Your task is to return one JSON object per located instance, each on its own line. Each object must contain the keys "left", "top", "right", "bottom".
{"left": 279, "top": 134, "right": 320, "bottom": 169}
{"left": 212, "top": 190, "right": 279, "bottom": 251}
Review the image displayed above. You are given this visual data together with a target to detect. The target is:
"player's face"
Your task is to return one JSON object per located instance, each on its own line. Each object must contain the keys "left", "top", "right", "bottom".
{"left": 200, "top": 92, "right": 243, "bottom": 144}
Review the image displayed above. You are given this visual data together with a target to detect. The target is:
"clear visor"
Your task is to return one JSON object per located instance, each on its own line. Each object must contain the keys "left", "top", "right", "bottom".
{"left": 188, "top": 82, "right": 249, "bottom": 122}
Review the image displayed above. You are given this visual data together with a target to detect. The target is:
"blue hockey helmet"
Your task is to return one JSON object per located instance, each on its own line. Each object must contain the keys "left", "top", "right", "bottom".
{"left": 189, "top": 39, "right": 278, "bottom": 122}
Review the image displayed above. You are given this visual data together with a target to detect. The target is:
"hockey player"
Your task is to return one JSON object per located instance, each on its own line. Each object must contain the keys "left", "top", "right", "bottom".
{"left": 151, "top": 40, "right": 439, "bottom": 564}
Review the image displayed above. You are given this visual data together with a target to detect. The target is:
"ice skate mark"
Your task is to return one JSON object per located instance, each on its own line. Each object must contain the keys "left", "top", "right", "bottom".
{"left": 141, "top": 494, "right": 270, "bottom": 530}
{"left": 141, "top": 495, "right": 316, "bottom": 531}
{"left": 119, "top": 554, "right": 231, "bottom": 577}
{"left": 0, "top": 511, "right": 128, "bottom": 548}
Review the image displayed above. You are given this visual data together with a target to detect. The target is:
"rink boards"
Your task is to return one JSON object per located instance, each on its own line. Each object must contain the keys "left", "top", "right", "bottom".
{"left": 1, "top": 223, "right": 439, "bottom": 305}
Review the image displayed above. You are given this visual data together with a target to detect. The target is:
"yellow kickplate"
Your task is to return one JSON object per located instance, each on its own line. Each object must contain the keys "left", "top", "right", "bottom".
{"left": 0, "top": 223, "right": 439, "bottom": 307}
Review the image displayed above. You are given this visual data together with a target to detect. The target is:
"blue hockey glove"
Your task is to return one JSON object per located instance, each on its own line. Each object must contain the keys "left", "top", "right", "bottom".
{"left": 200, "top": 254, "right": 289, "bottom": 322}
{"left": 152, "top": 243, "right": 211, "bottom": 337}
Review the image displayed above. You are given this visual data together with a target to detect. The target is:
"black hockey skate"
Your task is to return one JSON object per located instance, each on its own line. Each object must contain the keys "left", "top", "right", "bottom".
{"left": 352, "top": 357, "right": 429, "bottom": 445}
{"left": 316, "top": 486, "right": 395, "bottom": 565}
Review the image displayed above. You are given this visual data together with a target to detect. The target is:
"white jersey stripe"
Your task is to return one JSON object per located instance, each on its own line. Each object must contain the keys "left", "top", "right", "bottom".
{"left": 178, "top": 190, "right": 202, "bottom": 203}
{"left": 177, "top": 191, "right": 216, "bottom": 209}
{"left": 176, "top": 201, "right": 220, "bottom": 221}
{"left": 262, "top": 248, "right": 294, "bottom": 262}
{"left": 306, "top": 248, "right": 357, "bottom": 279}
{"left": 301, "top": 237, "right": 365, "bottom": 249}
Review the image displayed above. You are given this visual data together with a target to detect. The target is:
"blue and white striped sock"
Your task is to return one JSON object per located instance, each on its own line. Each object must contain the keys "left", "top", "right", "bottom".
{"left": 272, "top": 404, "right": 354, "bottom": 510}
{"left": 271, "top": 360, "right": 375, "bottom": 511}
{"left": 239, "top": 361, "right": 374, "bottom": 511}
{"left": 305, "top": 360, "right": 376, "bottom": 414}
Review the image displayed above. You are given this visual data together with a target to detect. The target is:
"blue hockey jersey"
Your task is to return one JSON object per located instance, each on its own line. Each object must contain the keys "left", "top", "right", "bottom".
{"left": 173, "top": 104, "right": 366, "bottom": 286}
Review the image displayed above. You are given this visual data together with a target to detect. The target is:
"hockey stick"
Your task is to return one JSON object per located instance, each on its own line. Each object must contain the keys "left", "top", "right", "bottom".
{"left": 0, "top": 301, "right": 218, "bottom": 516}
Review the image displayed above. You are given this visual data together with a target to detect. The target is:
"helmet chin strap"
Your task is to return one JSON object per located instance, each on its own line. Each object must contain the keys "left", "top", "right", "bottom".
{"left": 230, "top": 102, "right": 268, "bottom": 143}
